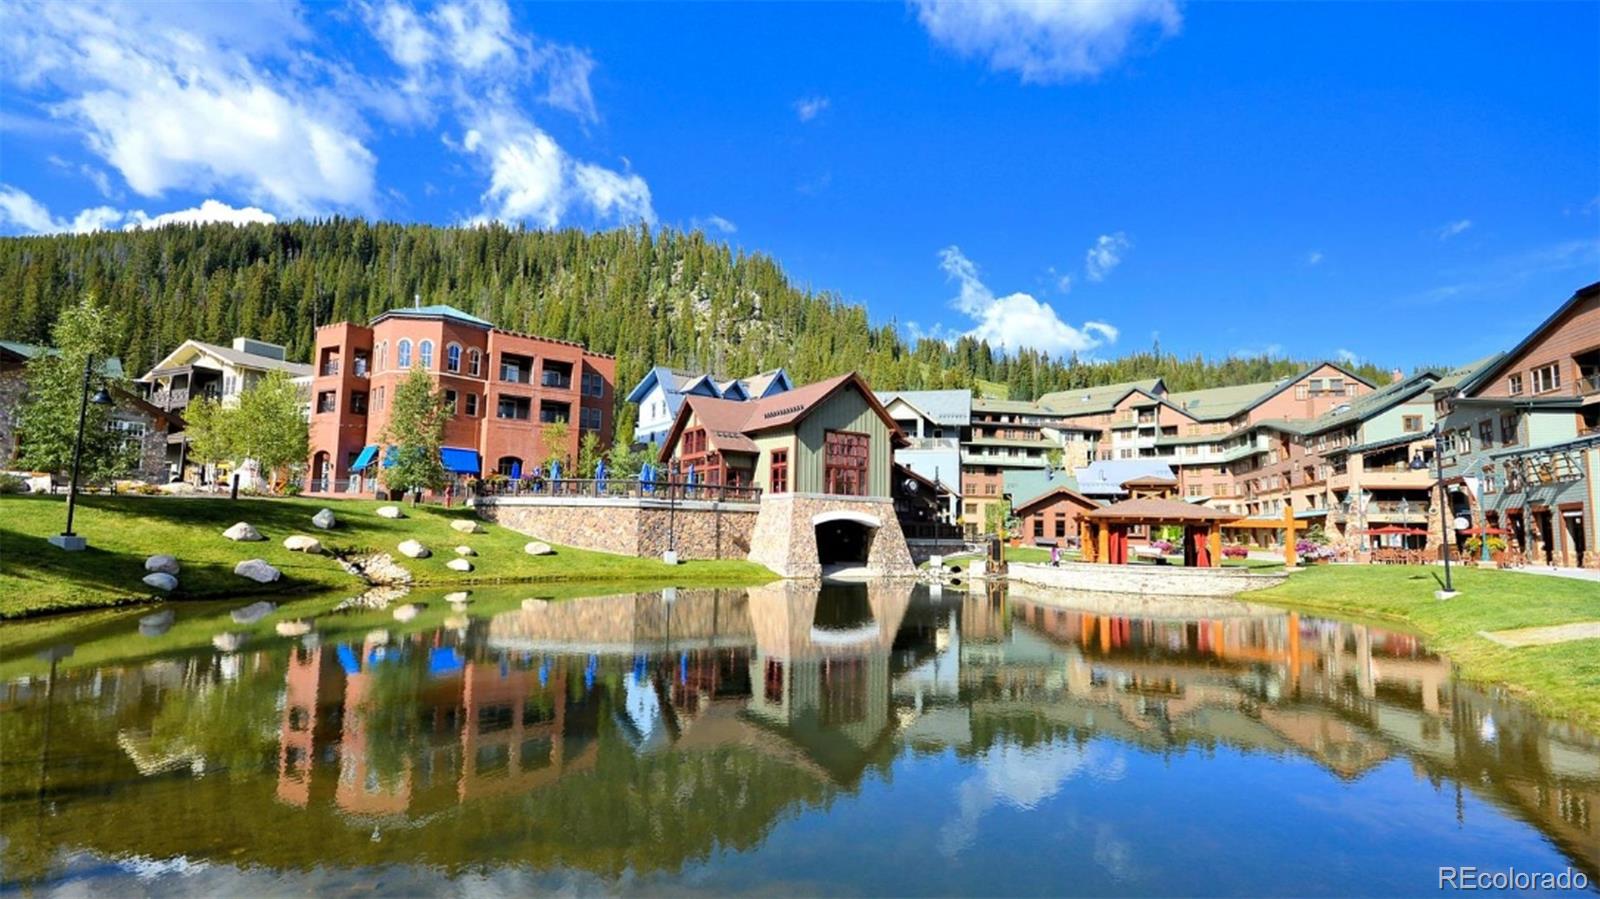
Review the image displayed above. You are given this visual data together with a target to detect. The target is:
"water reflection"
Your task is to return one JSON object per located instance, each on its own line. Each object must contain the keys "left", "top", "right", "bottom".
{"left": 1, "top": 582, "right": 1595, "bottom": 894}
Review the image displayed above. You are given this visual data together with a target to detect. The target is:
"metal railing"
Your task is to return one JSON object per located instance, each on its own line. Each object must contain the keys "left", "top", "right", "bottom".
{"left": 540, "top": 372, "right": 572, "bottom": 389}
{"left": 903, "top": 522, "right": 966, "bottom": 541}
{"left": 479, "top": 477, "right": 763, "bottom": 504}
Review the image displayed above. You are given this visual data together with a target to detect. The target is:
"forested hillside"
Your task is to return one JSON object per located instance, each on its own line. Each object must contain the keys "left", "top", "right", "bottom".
{"left": 0, "top": 220, "right": 1390, "bottom": 436}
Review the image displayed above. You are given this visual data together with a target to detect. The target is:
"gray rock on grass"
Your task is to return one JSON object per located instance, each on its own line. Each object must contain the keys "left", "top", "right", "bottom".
{"left": 142, "top": 572, "right": 178, "bottom": 592}
{"left": 523, "top": 541, "right": 553, "bottom": 556}
{"left": 397, "top": 539, "right": 430, "bottom": 559}
{"left": 376, "top": 505, "right": 405, "bottom": 519}
{"left": 145, "top": 554, "right": 180, "bottom": 574}
{"left": 223, "top": 522, "right": 264, "bottom": 541}
{"left": 234, "top": 559, "right": 281, "bottom": 583}
{"left": 312, "top": 508, "right": 336, "bottom": 529}
{"left": 446, "top": 558, "right": 473, "bottom": 572}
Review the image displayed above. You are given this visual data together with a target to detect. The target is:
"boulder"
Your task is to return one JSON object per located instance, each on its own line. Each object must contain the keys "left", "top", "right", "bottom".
{"left": 521, "top": 598, "right": 550, "bottom": 611}
{"left": 144, "top": 554, "right": 180, "bottom": 575}
{"left": 397, "top": 539, "right": 430, "bottom": 559}
{"left": 454, "top": 545, "right": 476, "bottom": 556}
{"left": 523, "top": 541, "right": 553, "bottom": 556}
{"left": 231, "top": 600, "right": 277, "bottom": 624}
{"left": 450, "top": 519, "right": 484, "bottom": 534}
{"left": 234, "top": 559, "right": 281, "bottom": 583}
{"left": 446, "top": 558, "right": 473, "bottom": 572}
{"left": 393, "top": 603, "right": 422, "bottom": 622}
{"left": 311, "top": 508, "right": 337, "bottom": 529}
{"left": 142, "top": 572, "right": 178, "bottom": 592}
{"left": 444, "top": 591, "right": 471, "bottom": 604}
{"left": 275, "top": 619, "right": 312, "bottom": 637}
{"left": 212, "top": 632, "right": 246, "bottom": 652}
{"left": 283, "top": 535, "right": 322, "bottom": 553}
{"left": 376, "top": 505, "right": 405, "bottom": 519}
{"left": 223, "top": 522, "right": 264, "bottom": 541}
{"left": 158, "top": 481, "right": 198, "bottom": 495}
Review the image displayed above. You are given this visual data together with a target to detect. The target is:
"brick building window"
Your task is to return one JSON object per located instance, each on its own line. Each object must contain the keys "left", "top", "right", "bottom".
{"left": 497, "top": 395, "right": 531, "bottom": 420}
{"left": 1033, "top": 518, "right": 1044, "bottom": 538}
{"left": 468, "top": 348, "right": 482, "bottom": 376}
{"left": 419, "top": 340, "right": 434, "bottom": 370}
{"left": 770, "top": 449, "right": 788, "bottom": 493}
{"left": 465, "top": 393, "right": 478, "bottom": 417}
{"left": 823, "top": 430, "right": 869, "bottom": 496}
{"left": 446, "top": 343, "right": 462, "bottom": 373}
{"left": 1055, "top": 516, "right": 1067, "bottom": 538}
{"left": 579, "top": 407, "right": 602, "bottom": 430}
{"left": 445, "top": 389, "right": 458, "bottom": 414}
{"left": 316, "top": 391, "right": 335, "bottom": 413}
{"left": 349, "top": 391, "right": 367, "bottom": 415}
{"left": 397, "top": 339, "right": 412, "bottom": 368}
{"left": 582, "top": 371, "right": 604, "bottom": 397}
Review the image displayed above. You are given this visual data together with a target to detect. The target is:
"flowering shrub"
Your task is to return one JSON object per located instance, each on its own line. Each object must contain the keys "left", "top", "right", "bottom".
{"left": 1222, "top": 545, "right": 1249, "bottom": 559}
{"left": 1151, "top": 539, "right": 1176, "bottom": 555}
{"left": 1297, "top": 539, "right": 1338, "bottom": 562}
{"left": 1464, "top": 536, "right": 1507, "bottom": 555}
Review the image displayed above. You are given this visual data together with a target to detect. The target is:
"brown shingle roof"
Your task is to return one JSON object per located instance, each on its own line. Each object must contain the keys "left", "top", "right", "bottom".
{"left": 1119, "top": 475, "right": 1178, "bottom": 487}
{"left": 661, "top": 372, "right": 905, "bottom": 460}
{"left": 1084, "top": 497, "right": 1241, "bottom": 523}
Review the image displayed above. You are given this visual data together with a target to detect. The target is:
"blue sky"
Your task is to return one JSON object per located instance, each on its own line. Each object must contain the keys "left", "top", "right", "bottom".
{"left": 2, "top": 1, "right": 1596, "bottom": 369}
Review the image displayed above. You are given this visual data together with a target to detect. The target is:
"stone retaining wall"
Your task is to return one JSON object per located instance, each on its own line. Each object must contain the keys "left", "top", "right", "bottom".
{"left": 1007, "top": 560, "right": 1287, "bottom": 597}
{"left": 477, "top": 496, "right": 758, "bottom": 561}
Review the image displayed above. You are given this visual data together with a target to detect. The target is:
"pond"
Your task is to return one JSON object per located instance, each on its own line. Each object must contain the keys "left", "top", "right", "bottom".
{"left": 2, "top": 581, "right": 1596, "bottom": 896}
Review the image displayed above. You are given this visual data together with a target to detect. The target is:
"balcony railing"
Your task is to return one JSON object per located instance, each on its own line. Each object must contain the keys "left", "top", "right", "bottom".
{"left": 905, "top": 437, "right": 960, "bottom": 450}
{"left": 479, "top": 477, "right": 763, "bottom": 504}
{"left": 903, "top": 522, "right": 966, "bottom": 541}
{"left": 540, "top": 372, "right": 572, "bottom": 389}
{"left": 1580, "top": 372, "right": 1600, "bottom": 396}
{"left": 320, "top": 362, "right": 340, "bottom": 377}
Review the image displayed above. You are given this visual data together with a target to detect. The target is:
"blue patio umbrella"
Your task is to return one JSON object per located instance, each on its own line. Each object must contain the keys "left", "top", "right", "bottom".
{"left": 550, "top": 459, "right": 561, "bottom": 483}
{"left": 595, "top": 458, "right": 608, "bottom": 491}
{"left": 641, "top": 462, "right": 655, "bottom": 493}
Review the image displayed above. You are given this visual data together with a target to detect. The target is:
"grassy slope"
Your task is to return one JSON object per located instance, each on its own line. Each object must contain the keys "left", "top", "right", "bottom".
{"left": 1246, "top": 565, "right": 1600, "bottom": 731}
{"left": 0, "top": 494, "right": 775, "bottom": 618}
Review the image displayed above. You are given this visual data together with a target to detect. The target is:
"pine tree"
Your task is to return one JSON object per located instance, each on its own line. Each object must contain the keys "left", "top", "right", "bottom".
{"left": 15, "top": 300, "right": 135, "bottom": 484}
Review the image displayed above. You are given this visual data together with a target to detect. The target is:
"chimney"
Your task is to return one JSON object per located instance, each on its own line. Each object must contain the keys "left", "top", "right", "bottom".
{"left": 1390, "top": 368, "right": 1403, "bottom": 383}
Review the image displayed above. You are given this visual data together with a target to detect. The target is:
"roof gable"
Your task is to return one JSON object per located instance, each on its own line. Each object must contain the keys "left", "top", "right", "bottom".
{"left": 371, "top": 304, "right": 493, "bottom": 329}
{"left": 1459, "top": 281, "right": 1600, "bottom": 397}
{"left": 658, "top": 372, "right": 905, "bottom": 460}
{"left": 1013, "top": 484, "right": 1098, "bottom": 516}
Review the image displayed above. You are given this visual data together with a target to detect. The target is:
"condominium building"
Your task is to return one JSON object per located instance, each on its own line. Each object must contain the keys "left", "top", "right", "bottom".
{"left": 960, "top": 397, "right": 1098, "bottom": 536}
{"left": 306, "top": 305, "right": 615, "bottom": 494}
{"left": 625, "top": 366, "right": 792, "bottom": 446}
{"left": 1432, "top": 281, "right": 1600, "bottom": 566}
{"left": 877, "top": 388, "right": 969, "bottom": 522}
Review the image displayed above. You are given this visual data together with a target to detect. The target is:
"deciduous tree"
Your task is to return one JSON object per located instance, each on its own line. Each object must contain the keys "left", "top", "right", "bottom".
{"left": 381, "top": 369, "right": 448, "bottom": 496}
{"left": 15, "top": 300, "right": 135, "bottom": 484}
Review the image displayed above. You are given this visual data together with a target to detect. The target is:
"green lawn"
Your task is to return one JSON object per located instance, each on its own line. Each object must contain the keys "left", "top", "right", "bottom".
{"left": 0, "top": 494, "right": 775, "bottom": 618}
{"left": 1245, "top": 564, "right": 1600, "bottom": 731}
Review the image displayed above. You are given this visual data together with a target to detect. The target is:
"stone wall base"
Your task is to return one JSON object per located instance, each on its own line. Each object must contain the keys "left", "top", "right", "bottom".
{"left": 748, "top": 494, "right": 917, "bottom": 579}
{"left": 478, "top": 497, "right": 758, "bottom": 561}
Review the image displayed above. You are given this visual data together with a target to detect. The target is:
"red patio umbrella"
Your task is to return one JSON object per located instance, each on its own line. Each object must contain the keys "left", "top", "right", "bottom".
{"left": 1366, "top": 525, "right": 1429, "bottom": 536}
{"left": 1455, "top": 526, "right": 1510, "bottom": 536}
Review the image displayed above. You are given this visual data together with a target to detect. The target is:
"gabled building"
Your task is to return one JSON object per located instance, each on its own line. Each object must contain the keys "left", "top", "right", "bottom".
{"left": 657, "top": 372, "right": 916, "bottom": 577}
{"left": 876, "top": 388, "right": 969, "bottom": 522}
{"left": 137, "top": 336, "right": 313, "bottom": 481}
{"left": 306, "top": 304, "right": 615, "bottom": 495}
{"left": 625, "top": 366, "right": 793, "bottom": 446}
{"left": 1432, "top": 281, "right": 1600, "bottom": 566}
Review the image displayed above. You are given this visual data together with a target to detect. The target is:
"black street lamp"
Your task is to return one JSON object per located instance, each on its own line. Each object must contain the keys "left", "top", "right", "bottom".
{"left": 1409, "top": 424, "right": 1455, "bottom": 594}
{"left": 50, "top": 355, "right": 114, "bottom": 552}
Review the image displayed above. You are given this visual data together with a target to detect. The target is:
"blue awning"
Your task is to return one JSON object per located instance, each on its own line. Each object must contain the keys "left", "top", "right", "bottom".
{"left": 382, "top": 446, "right": 399, "bottom": 468}
{"left": 440, "top": 446, "right": 481, "bottom": 475}
{"left": 349, "top": 444, "right": 378, "bottom": 472}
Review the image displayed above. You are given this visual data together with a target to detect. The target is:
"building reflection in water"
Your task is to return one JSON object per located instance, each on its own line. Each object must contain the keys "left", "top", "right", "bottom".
{"left": 1, "top": 581, "right": 1594, "bottom": 885}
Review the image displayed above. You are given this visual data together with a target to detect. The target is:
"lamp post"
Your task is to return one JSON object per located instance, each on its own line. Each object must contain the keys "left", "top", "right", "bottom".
{"left": 50, "top": 355, "right": 114, "bottom": 552}
{"left": 1410, "top": 424, "right": 1455, "bottom": 596}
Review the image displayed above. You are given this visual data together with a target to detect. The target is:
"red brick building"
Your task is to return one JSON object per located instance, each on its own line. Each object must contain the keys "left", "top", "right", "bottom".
{"left": 306, "top": 305, "right": 614, "bottom": 494}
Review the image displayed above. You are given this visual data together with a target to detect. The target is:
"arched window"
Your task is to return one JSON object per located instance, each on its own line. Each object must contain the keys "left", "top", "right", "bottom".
{"left": 376, "top": 342, "right": 387, "bottom": 372}
{"left": 397, "top": 339, "right": 413, "bottom": 368}
{"left": 419, "top": 340, "right": 434, "bottom": 370}
{"left": 468, "top": 348, "right": 482, "bottom": 377}
{"left": 446, "top": 343, "right": 462, "bottom": 373}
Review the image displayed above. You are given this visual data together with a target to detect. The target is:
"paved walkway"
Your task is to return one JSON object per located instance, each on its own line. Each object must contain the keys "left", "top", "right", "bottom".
{"left": 1479, "top": 621, "right": 1600, "bottom": 648}
{"left": 1507, "top": 565, "right": 1600, "bottom": 583}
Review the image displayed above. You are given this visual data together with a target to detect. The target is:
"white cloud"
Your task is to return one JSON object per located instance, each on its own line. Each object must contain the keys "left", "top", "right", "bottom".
{"left": 692, "top": 214, "right": 737, "bottom": 234}
{"left": 939, "top": 741, "right": 1126, "bottom": 858}
{"left": 2, "top": 1, "right": 376, "bottom": 217}
{"left": 1335, "top": 348, "right": 1361, "bottom": 366}
{"left": 1305, "top": 250, "right": 1324, "bottom": 266}
{"left": 912, "top": 0, "right": 1181, "bottom": 83}
{"left": 794, "top": 95, "right": 831, "bottom": 122}
{"left": 1436, "top": 219, "right": 1472, "bottom": 240}
{"left": 0, "top": 185, "right": 277, "bottom": 235}
{"left": 125, "top": 200, "right": 277, "bottom": 230}
{"left": 1230, "top": 343, "right": 1284, "bottom": 359}
{"left": 1046, "top": 265, "right": 1073, "bottom": 293}
{"left": 364, "top": 1, "right": 646, "bottom": 226}
{"left": 1084, "top": 232, "right": 1131, "bottom": 282}
{"left": 939, "top": 245, "right": 1118, "bottom": 356}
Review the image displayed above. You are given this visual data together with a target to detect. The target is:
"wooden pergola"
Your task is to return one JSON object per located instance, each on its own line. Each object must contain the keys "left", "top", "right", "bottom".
{"left": 1081, "top": 497, "right": 1242, "bottom": 568}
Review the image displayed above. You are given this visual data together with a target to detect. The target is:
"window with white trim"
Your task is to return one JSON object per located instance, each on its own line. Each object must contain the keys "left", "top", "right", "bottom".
{"left": 446, "top": 343, "right": 462, "bottom": 373}
{"left": 397, "top": 339, "right": 412, "bottom": 368}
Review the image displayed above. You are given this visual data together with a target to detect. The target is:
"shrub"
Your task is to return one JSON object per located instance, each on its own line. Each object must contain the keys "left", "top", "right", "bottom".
{"left": 0, "top": 473, "right": 28, "bottom": 494}
{"left": 1222, "top": 545, "right": 1249, "bottom": 559}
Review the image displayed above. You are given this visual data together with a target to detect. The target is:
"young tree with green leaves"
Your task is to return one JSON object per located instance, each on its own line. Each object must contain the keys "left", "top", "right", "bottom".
{"left": 605, "top": 439, "right": 654, "bottom": 480}
{"left": 15, "top": 300, "right": 135, "bottom": 485}
{"left": 577, "top": 430, "right": 603, "bottom": 477}
{"left": 540, "top": 420, "right": 571, "bottom": 469}
{"left": 231, "top": 370, "right": 308, "bottom": 492}
{"left": 381, "top": 368, "right": 448, "bottom": 497}
{"left": 181, "top": 396, "right": 234, "bottom": 482}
